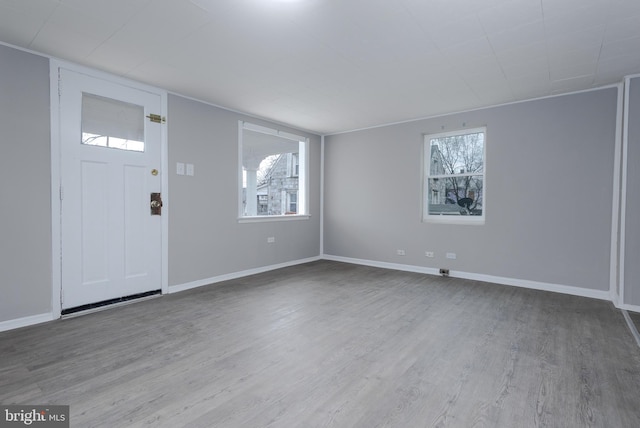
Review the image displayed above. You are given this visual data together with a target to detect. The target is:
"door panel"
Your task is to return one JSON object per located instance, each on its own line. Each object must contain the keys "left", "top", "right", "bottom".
{"left": 124, "top": 164, "right": 147, "bottom": 278}
{"left": 80, "top": 160, "right": 109, "bottom": 286}
{"left": 60, "top": 69, "right": 162, "bottom": 310}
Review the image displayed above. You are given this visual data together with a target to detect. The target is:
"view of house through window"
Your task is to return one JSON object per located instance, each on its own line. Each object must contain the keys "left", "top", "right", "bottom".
{"left": 240, "top": 122, "right": 307, "bottom": 218}
{"left": 424, "top": 127, "right": 485, "bottom": 222}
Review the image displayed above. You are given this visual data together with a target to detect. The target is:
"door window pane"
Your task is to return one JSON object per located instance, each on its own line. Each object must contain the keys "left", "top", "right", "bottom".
{"left": 82, "top": 93, "right": 145, "bottom": 152}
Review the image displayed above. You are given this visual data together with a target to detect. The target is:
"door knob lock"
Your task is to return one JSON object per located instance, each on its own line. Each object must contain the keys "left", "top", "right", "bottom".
{"left": 150, "top": 193, "right": 163, "bottom": 215}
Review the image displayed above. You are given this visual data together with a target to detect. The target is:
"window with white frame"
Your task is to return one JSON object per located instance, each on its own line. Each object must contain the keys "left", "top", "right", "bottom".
{"left": 288, "top": 153, "right": 299, "bottom": 177}
{"left": 240, "top": 121, "right": 308, "bottom": 219}
{"left": 424, "top": 127, "right": 485, "bottom": 223}
{"left": 284, "top": 191, "right": 298, "bottom": 214}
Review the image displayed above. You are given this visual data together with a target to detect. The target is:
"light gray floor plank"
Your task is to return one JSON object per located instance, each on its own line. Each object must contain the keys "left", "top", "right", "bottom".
{"left": 1, "top": 261, "right": 639, "bottom": 427}
{"left": 630, "top": 311, "right": 640, "bottom": 328}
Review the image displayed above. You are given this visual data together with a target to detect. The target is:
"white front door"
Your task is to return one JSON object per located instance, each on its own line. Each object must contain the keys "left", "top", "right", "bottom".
{"left": 59, "top": 68, "right": 163, "bottom": 310}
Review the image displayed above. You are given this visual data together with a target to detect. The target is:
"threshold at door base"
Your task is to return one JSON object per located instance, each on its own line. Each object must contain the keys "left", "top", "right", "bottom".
{"left": 61, "top": 290, "right": 161, "bottom": 318}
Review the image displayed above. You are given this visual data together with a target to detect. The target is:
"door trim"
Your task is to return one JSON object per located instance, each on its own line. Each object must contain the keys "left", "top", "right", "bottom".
{"left": 50, "top": 59, "right": 169, "bottom": 318}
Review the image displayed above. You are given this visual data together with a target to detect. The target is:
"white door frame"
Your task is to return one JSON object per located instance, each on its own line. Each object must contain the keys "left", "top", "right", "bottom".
{"left": 50, "top": 59, "right": 169, "bottom": 318}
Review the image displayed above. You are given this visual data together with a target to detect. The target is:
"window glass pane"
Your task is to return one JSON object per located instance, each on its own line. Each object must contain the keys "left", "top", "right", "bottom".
{"left": 245, "top": 152, "right": 298, "bottom": 216}
{"left": 288, "top": 192, "right": 297, "bottom": 214}
{"left": 428, "top": 176, "right": 483, "bottom": 216}
{"left": 291, "top": 153, "right": 299, "bottom": 177}
{"left": 242, "top": 125, "right": 306, "bottom": 217}
{"left": 82, "top": 93, "right": 145, "bottom": 152}
{"left": 430, "top": 131, "right": 484, "bottom": 176}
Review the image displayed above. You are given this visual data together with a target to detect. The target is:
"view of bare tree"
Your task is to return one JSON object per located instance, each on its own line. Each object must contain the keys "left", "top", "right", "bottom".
{"left": 257, "top": 154, "right": 281, "bottom": 186}
{"left": 429, "top": 131, "right": 484, "bottom": 215}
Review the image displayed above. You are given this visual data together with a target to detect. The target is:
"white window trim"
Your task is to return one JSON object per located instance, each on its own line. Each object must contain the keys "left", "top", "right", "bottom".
{"left": 238, "top": 121, "right": 310, "bottom": 222}
{"left": 422, "top": 127, "right": 486, "bottom": 225}
{"left": 238, "top": 215, "right": 310, "bottom": 223}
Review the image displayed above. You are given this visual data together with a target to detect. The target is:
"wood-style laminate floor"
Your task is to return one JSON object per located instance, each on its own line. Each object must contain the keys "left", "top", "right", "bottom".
{"left": 1, "top": 261, "right": 639, "bottom": 427}
{"left": 629, "top": 311, "right": 640, "bottom": 338}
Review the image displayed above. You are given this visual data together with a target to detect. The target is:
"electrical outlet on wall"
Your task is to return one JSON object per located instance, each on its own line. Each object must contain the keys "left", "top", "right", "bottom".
{"left": 396, "top": 249, "right": 406, "bottom": 256}
{"left": 425, "top": 251, "right": 434, "bottom": 258}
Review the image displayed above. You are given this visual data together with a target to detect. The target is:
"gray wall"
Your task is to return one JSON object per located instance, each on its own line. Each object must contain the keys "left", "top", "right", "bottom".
{"left": 167, "top": 94, "right": 321, "bottom": 287}
{"left": 324, "top": 88, "right": 618, "bottom": 292}
{"left": 624, "top": 77, "right": 640, "bottom": 305}
{"left": 0, "top": 43, "right": 321, "bottom": 325}
{"left": 0, "top": 40, "right": 630, "bottom": 325}
{"left": 0, "top": 45, "right": 52, "bottom": 322}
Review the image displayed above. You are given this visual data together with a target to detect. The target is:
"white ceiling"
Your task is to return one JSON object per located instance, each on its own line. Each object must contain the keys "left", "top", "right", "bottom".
{"left": 1, "top": 0, "right": 640, "bottom": 134}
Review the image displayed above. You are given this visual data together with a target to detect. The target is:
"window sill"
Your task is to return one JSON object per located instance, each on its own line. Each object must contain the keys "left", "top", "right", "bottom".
{"left": 238, "top": 214, "right": 311, "bottom": 223}
{"left": 423, "top": 215, "right": 485, "bottom": 225}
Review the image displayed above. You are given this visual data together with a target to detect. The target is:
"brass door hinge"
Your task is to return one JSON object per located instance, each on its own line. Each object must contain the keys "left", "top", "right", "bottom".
{"left": 146, "top": 114, "right": 166, "bottom": 124}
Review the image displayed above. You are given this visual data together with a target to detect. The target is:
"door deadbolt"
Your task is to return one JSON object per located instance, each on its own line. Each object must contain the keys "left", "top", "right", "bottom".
{"left": 150, "top": 193, "right": 163, "bottom": 215}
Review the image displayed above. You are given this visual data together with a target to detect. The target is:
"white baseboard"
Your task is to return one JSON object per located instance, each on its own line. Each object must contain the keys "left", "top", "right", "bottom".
{"left": 323, "top": 255, "right": 441, "bottom": 276}
{"left": 622, "top": 310, "right": 640, "bottom": 347}
{"left": 322, "top": 254, "right": 611, "bottom": 301}
{"left": 0, "top": 312, "right": 55, "bottom": 333}
{"left": 610, "top": 289, "right": 621, "bottom": 308}
{"left": 0, "top": 255, "right": 614, "bottom": 333}
{"left": 169, "top": 256, "right": 322, "bottom": 294}
{"left": 619, "top": 303, "right": 640, "bottom": 313}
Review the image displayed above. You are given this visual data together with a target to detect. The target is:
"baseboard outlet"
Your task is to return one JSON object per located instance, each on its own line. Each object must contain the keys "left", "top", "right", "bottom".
{"left": 322, "top": 254, "right": 610, "bottom": 302}
{"left": 0, "top": 312, "right": 55, "bottom": 333}
{"left": 169, "top": 256, "right": 322, "bottom": 294}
